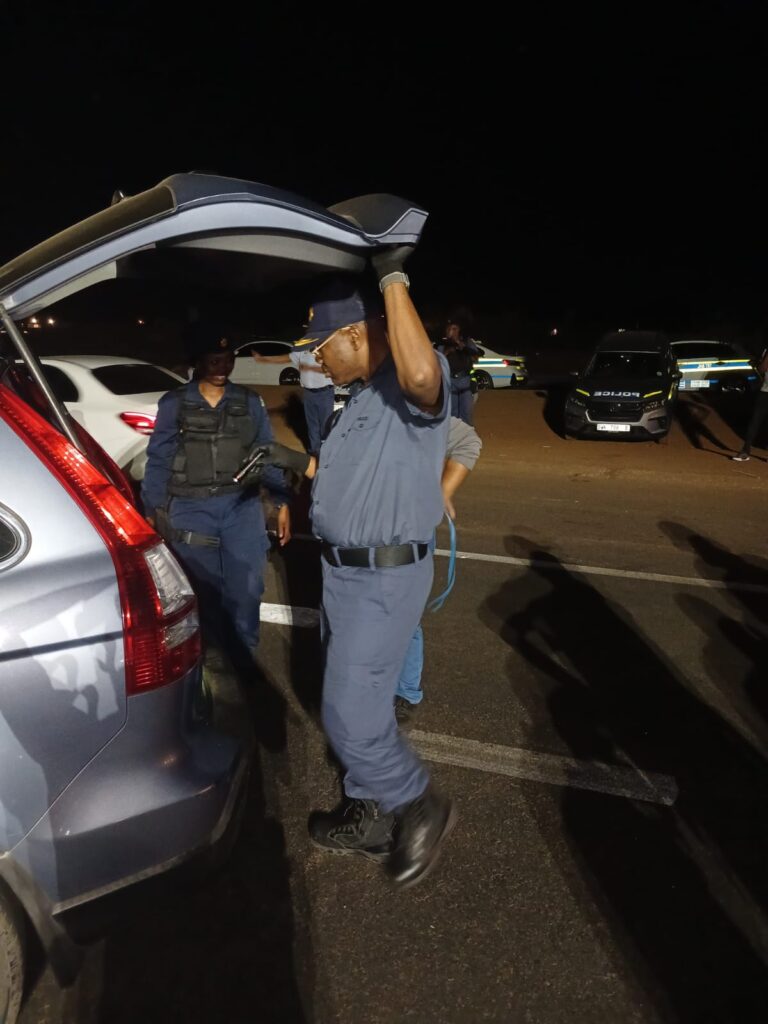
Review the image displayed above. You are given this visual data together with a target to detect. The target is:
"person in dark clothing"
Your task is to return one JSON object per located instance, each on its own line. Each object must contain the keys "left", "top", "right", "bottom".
{"left": 141, "top": 326, "right": 291, "bottom": 659}
{"left": 436, "top": 317, "right": 479, "bottom": 425}
{"left": 732, "top": 348, "right": 768, "bottom": 461}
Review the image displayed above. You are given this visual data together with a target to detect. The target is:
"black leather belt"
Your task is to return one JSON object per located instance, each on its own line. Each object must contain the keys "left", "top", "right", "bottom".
{"left": 173, "top": 528, "right": 220, "bottom": 548}
{"left": 322, "top": 542, "right": 429, "bottom": 568}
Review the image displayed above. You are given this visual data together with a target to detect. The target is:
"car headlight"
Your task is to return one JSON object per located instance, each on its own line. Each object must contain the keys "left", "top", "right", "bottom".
{"left": 567, "top": 394, "right": 586, "bottom": 408}
{"left": 644, "top": 399, "right": 665, "bottom": 411}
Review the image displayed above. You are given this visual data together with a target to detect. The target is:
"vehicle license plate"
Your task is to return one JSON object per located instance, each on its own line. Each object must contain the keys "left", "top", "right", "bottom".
{"left": 686, "top": 379, "right": 710, "bottom": 389}
{"left": 597, "top": 423, "right": 631, "bottom": 432}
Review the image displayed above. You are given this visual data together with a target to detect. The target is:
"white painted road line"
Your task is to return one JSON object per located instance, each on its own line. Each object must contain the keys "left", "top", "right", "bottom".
{"left": 286, "top": 533, "right": 768, "bottom": 594}
{"left": 260, "top": 604, "right": 678, "bottom": 803}
{"left": 261, "top": 603, "right": 320, "bottom": 627}
{"left": 434, "top": 548, "right": 768, "bottom": 595}
{"left": 409, "top": 729, "right": 679, "bottom": 805}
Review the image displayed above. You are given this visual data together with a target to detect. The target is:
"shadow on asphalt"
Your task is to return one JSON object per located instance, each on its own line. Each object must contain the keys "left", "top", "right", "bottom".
{"left": 268, "top": 524, "right": 324, "bottom": 718}
{"left": 52, "top": 656, "right": 311, "bottom": 1024}
{"left": 479, "top": 535, "right": 768, "bottom": 1023}
{"left": 704, "top": 392, "right": 767, "bottom": 452}
{"left": 535, "top": 385, "right": 569, "bottom": 439}
{"left": 660, "top": 522, "right": 768, "bottom": 731}
{"left": 675, "top": 394, "right": 732, "bottom": 452}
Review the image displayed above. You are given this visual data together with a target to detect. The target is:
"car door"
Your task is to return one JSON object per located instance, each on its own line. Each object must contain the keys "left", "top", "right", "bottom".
{"left": 0, "top": 416, "right": 126, "bottom": 857}
{"left": 0, "top": 175, "right": 428, "bottom": 320}
{"left": 0, "top": 174, "right": 428, "bottom": 491}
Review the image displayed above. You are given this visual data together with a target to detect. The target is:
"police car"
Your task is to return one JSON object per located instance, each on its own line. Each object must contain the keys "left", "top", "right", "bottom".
{"left": 470, "top": 345, "right": 527, "bottom": 389}
{"left": 565, "top": 331, "right": 677, "bottom": 440}
{"left": 671, "top": 339, "right": 758, "bottom": 394}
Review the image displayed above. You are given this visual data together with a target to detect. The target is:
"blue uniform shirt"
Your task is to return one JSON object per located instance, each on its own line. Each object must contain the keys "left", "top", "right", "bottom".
{"left": 141, "top": 380, "right": 289, "bottom": 512}
{"left": 311, "top": 353, "right": 451, "bottom": 547}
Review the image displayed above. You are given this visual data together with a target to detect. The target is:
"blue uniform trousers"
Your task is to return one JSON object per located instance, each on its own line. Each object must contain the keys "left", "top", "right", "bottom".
{"left": 450, "top": 378, "right": 474, "bottom": 425}
{"left": 303, "top": 385, "right": 335, "bottom": 455}
{"left": 167, "top": 492, "right": 269, "bottom": 652}
{"left": 320, "top": 554, "right": 433, "bottom": 813}
{"left": 396, "top": 625, "right": 424, "bottom": 705}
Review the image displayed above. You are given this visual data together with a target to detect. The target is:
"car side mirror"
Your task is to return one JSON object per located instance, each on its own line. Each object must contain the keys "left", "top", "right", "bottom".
{"left": 672, "top": 372, "right": 681, "bottom": 381}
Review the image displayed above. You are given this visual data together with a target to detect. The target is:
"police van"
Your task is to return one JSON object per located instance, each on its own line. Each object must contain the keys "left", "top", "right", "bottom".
{"left": 564, "top": 331, "right": 678, "bottom": 440}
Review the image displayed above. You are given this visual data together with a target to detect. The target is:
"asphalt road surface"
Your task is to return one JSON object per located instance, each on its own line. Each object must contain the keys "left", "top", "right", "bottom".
{"left": 22, "top": 388, "right": 768, "bottom": 1024}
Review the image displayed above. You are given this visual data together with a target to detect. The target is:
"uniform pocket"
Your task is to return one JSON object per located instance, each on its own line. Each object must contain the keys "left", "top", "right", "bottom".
{"left": 351, "top": 411, "right": 383, "bottom": 431}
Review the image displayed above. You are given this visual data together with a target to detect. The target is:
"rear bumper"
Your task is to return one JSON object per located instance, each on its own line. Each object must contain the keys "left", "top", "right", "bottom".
{"left": 9, "top": 668, "right": 249, "bottom": 915}
{"left": 678, "top": 375, "right": 757, "bottom": 394}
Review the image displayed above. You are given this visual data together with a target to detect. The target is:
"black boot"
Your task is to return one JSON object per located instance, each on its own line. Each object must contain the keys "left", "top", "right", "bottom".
{"left": 309, "top": 798, "right": 394, "bottom": 861}
{"left": 387, "top": 784, "right": 457, "bottom": 888}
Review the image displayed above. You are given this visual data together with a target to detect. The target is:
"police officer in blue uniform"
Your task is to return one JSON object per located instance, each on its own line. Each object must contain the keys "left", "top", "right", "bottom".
{"left": 249, "top": 346, "right": 336, "bottom": 456}
{"left": 437, "top": 317, "right": 480, "bottom": 425}
{"left": 296, "top": 253, "right": 456, "bottom": 888}
{"left": 141, "top": 326, "right": 291, "bottom": 661}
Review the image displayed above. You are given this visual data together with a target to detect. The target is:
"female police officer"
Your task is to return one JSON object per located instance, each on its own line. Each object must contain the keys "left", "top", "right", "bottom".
{"left": 141, "top": 325, "right": 291, "bottom": 663}
{"left": 294, "top": 256, "right": 456, "bottom": 888}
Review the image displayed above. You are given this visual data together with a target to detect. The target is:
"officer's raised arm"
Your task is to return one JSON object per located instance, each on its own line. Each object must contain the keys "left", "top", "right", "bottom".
{"left": 372, "top": 246, "right": 442, "bottom": 413}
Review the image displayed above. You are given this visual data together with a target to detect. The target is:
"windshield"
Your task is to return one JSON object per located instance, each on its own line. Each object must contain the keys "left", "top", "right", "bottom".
{"left": 92, "top": 364, "right": 180, "bottom": 395}
{"left": 587, "top": 352, "right": 665, "bottom": 379}
{"left": 672, "top": 343, "right": 739, "bottom": 360}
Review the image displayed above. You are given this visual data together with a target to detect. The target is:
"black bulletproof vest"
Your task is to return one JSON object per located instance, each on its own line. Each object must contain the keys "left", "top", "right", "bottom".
{"left": 168, "top": 386, "right": 256, "bottom": 498}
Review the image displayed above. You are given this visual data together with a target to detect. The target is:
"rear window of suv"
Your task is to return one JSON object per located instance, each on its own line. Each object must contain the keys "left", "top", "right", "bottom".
{"left": 92, "top": 365, "right": 180, "bottom": 395}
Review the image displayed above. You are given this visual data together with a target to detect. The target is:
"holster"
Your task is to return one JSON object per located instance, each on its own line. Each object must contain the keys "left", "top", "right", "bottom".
{"left": 153, "top": 504, "right": 220, "bottom": 548}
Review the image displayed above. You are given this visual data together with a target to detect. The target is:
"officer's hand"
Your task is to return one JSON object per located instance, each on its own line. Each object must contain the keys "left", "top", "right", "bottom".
{"left": 276, "top": 504, "right": 291, "bottom": 547}
{"left": 147, "top": 514, "right": 156, "bottom": 528}
{"left": 264, "top": 441, "right": 311, "bottom": 476}
{"left": 371, "top": 244, "right": 415, "bottom": 283}
{"left": 443, "top": 496, "right": 457, "bottom": 521}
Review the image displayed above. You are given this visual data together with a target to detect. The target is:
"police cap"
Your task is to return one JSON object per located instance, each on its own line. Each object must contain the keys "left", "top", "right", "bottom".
{"left": 293, "top": 275, "right": 383, "bottom": 352}
{"left": 185, "top": 323, "right": 235, "bottom": 363}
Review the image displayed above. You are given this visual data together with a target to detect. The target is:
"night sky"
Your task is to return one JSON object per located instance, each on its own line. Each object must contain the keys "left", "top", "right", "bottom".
{"left": 3, "top": 2, "right": 768, "bottom": 347}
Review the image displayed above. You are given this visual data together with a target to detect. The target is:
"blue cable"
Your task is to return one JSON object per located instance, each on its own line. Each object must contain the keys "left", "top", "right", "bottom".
{"left": 428, "top": 513, "right": 457, "bottom": 612}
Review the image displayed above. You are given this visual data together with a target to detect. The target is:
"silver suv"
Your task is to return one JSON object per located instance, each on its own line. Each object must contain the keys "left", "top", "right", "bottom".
{"left": 0, "top": 173, "right": 427, "bottom": 1021}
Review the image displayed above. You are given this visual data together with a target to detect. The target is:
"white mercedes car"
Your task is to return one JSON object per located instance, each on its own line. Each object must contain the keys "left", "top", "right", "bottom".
{"left": 37, "top": 355, "right": 185, "bottom": 479}
{"left": 229, "top": 339, "right": 298, "bottom": 386}
{"left": 229, "top": 337, "right": 350, "bottom": 408}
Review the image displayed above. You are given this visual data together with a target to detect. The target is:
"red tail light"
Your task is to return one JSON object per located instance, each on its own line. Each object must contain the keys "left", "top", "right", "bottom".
{"left": 71, "top": 418, "right": 137, "bottom": 505}
{"left": 120, "top": 411, "right": 156, "bottom": 435}
{"left": 0, "top": 383, "right": 201, "bottom": 694}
